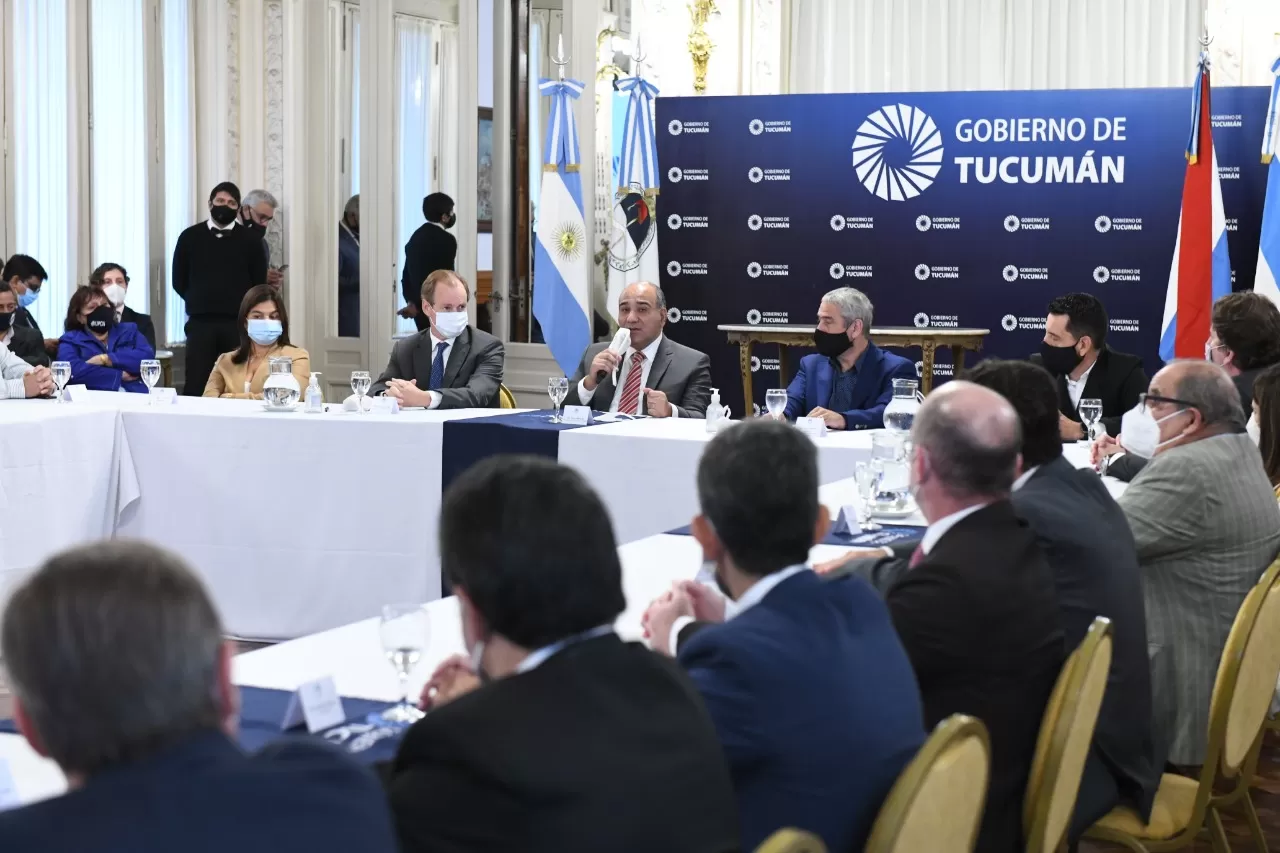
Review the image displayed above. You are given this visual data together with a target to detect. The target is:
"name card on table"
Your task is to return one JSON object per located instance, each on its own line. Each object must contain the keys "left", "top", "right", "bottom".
{"left": 150, "top": 387, "right": 179, "bottom": 405}
{"left": 829, "top": 505, "right": 864, "bottom": 536}
{"left": 61, "top": 384, "right": 90, "bottom": 403}
{"left": 795, "top": 417, "right": 827, "bottom": 439}
{"left": 560, "top": 405, "right": 591, "bottom": 425}
{"left": 0, "top": 758, "right": 18, "bottom": 811}
{"left": 372, "top": 396, "right": 400, "bottom": 415}
{"left": 281, "top": 676, "right": 347, "bottom": 733}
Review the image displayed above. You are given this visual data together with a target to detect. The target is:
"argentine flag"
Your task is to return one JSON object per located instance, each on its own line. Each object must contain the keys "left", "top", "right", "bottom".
{"left": 532, "top": 76, "right": 592, "bottom": 376}
{"left": 1253, "top": 56, "right": 1280, "bottom": 307}
{"left": 1161, "top": 53, "right": 1231, "bottom": 363}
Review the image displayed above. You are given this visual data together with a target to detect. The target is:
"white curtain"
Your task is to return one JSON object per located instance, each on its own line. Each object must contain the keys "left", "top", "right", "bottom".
{"left": 530, "top": 12, "right": 545, "bottom": 229}
{"left": 91, "top": 0, "right": 148, "bottom": 313}
{"left": 350, "top": 8, "right": 361, "bottom": 195}
{"left": 395, "top": 15, "right": 434, "bottom": 335}
{"left": 434, "top": 24, "right": 459, "bottom": 201}
{"left": 789, "top": 0, "right": 1204, "bottom": 93}
{"left": 162, "top": 0, "right": 194, "bottom": 346}
{"left": 12, "top": 0, "right": 71, "bottom": 335}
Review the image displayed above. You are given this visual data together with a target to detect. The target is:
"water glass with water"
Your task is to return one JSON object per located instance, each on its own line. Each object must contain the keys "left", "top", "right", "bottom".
{"left": 380, "top": 603, "right": 430, "bottom": 723}
{"left": 765, "top": 389, "right": 787, "bottom": 420}
{"left": 140, "top": 359, "right": 161, "bottom": 403}
{"left": 547, "top": 377, "right": 569, "bottom": 422}
{"left": 854, "top": 461, "right": 883, "bottom": 532}
{"left": 51, "top": 361, "right": 71, "bottom": 402}
{"left": 1078, "top": 398, "right": 1103, "bottom": 443}
{"left": 871, "top": 432, "right": 911, "bottom": 509}
{"left": 350, "top": 371, "right": 372, "bottom": 414}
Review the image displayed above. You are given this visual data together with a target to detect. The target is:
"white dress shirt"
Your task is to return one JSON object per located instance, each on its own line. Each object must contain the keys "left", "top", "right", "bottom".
{"left": 1, "top": 326, "right": 13, "bottom": 348}
{"left": 207, "top": 217, "right": 238, "bottom": 232}
{"left": 1012, "top": 465, "right": 1041, "bottom": 492}
{"left": 667, "top": 564, "right": 809, "bottom": 652}
{"left": 1065, "top": 359, "right": 1096, "bottom": 409}
{"left": 575, "top": 333, "right": 679, "bottom": 416}
{"left": 515, "top": 624, "right": 615, "bottom": 674}
{"left": 0, "top": 341, "right": 34, "bottom": 399}
{"left": 919, "top": 502, "right": 990, "bottom": 556}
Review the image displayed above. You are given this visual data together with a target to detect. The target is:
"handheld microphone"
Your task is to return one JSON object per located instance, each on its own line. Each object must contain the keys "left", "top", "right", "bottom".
{"left": 596, "top": 329, "right": 632, "bottom": 382}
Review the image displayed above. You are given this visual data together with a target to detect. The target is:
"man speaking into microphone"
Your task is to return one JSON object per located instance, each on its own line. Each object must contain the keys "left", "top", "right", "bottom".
{"left": 562, "top": 281, "right": 712, "bottom": 418}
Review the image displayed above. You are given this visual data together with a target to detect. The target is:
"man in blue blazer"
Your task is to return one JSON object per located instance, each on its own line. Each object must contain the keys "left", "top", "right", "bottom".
{"left": 783, "top": 286, "right": 917, "bottom": 430}
{"left": 645, "top": 420, "right": 925, "bottom": 853}
{"left": 0, "top": 541, "right": 399, "bottom": 853}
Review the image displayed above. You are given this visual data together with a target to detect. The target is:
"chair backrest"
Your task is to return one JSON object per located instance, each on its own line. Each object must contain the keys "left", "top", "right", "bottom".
{"left": 1213, "top": 558, "right": 1280, "bottom": 776}
{"left": 1023, "top": 616, "right": 1113, "bottom": 853}
{"left": 498, "top": 383, "right": 517, "bottom": 408}
{"left": 864, "top": 714, "right": 991, "bottom": 853}
{"left": 753, "top": 828, "right": 828, "bottom": 853}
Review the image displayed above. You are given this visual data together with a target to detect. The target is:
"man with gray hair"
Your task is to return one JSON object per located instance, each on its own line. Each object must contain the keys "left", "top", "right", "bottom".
{"left": 782, "top": 286, "right": 916, "bottom": 429}
{"left": 0, "top": 540, "right": 399, "bottom": 852}
{"left": 240, "top": 188, "right": 283, "bottom": 286}
{"left": 1116, "top": 360, "right": 1280, "bottom": 767}
{"left": 885, "top": 381, "right": 1064, "bottom": 852}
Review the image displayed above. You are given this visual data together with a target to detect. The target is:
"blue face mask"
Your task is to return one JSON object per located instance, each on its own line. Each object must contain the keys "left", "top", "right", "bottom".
{"left": 247, "top": 318, "right": 283, "bottom": 346}
{"left": 17, "top": 287, "right": 38, "bottom": 309}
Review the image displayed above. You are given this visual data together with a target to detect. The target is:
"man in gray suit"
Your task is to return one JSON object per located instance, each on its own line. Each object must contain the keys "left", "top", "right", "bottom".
{"left": 370, "top": 270, "right": 504, "bottom": 409}
{"left": 562, "top": 281, "right": 712, "bottom": 418}
{"left": 1119, "top": 360, "right": 1280, "bottom": 766}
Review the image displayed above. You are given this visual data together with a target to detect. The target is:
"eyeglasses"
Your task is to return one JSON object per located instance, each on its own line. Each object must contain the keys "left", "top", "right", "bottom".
{"left": 1138, "top": 392, "right": 1198, "bottom": 413}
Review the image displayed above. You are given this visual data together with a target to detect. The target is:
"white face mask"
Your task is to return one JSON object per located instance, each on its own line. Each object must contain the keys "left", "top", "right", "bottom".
{"left": 431, "top": 310, "right": 468, "bottom": 339}
{"left": 103, "top": 284, "right": 126, "bottom": 317}
{"left": 1121, "top": 404, "right": 1188, "bottom": 459}
{"left": 1248, "top": 412, "right": 1261, "bottom": 445}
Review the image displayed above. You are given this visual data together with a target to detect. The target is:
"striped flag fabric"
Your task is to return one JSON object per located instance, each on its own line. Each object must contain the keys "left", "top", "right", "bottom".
{"left": 1253, "top": 56, "right": 1280, "bottom": 307}
{"left": 1160, "top": 52, "right": 1232, "bottom": 363}
{"left": 532, "top": 75, "right": 593, "bottom": 376}
{"left": 606, "top": 75, "right": 661, "bottom": 319}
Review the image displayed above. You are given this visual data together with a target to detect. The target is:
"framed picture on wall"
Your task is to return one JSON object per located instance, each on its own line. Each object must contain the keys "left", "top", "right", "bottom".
{"left": 478, "top": 107, "right": 493, "bottom": 233}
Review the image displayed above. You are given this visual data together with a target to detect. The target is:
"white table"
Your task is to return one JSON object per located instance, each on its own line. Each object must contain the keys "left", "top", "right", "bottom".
{"left": 559, "top": 418, "right": 877, "bottom": 544}
{"left": 1061, "top": 442, "right": 1129, "bottom": 498}
{"left": 0, "top": 532, "right": 855, "bottom": 806}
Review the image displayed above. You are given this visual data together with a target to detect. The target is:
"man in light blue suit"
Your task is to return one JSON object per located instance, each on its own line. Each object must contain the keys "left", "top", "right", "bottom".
{"left": 783, "top": 287, "right": 917, "bottom": 430}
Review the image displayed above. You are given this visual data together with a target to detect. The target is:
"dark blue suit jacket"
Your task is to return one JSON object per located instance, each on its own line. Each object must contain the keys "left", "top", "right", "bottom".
{"left": 782, "top": 341, "right": 917, "bottom": 429}
{"left": 57, "top": 323, "right": 155, "bottom": 393}
{"left": 678, "top": 570, "right": 925, "bottom": 853}
{"left": 0, "top": 730, "right": 399, "bottom": 853}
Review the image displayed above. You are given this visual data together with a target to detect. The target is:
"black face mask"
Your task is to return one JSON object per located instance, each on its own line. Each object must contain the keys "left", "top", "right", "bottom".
{"left": 1039, "top": 341, "right": 1084, "bottom": 375}
{"left": 441, "top": 212, "right": 456, "bottom": 229}
{"left": 210, "top": 204, "right": 238, "bottom": 226}
{"left": 813, "top": 328, "right": 852, "bottom": 359}
{"left": 0, "top": 312, "right": 12, "bottom": 332}
{"left": 86, "top": 304, "right": 115, "bottom": 334}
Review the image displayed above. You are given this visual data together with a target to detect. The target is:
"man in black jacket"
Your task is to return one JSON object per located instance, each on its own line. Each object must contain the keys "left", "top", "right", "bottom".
{"left": 172, "top": 182, "right": 268, "bottom": 395}
{"left": 0, "top": 280, "right": 50, "bottom": 367}
{"left": 386, "top": 456, "right": 739, "bottom": 853}
{"left": 2, "top": 253, "right": 55, "bottom": 354}
{"left": 1031, "top": 292, "right": 1147, "bottom": 439}
{"left": 401, "top": 193, "right": 457, "bottom": 332}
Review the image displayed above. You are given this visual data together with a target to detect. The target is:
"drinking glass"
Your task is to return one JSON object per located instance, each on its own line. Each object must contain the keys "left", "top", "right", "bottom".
{"left": 350, "top": 371, "right": 372, "bottom": 414}
{"left": 765, "top": 389, "right": 787, "bottom": 420}
{"left": 379, "top": 603, "right": 430, "bottom": 723}
{"left": 854, "top": 461, "right": 883, "bottom": 532}
{"left": 547, "top": 377, "right": 569, "bottom": 422}
{"left": 140, "top": 359, "right": 161, "bottom": 403}
{"left": 51, "top": 361, "right": 71, "bottom": 403}
{"left": 1078, "top": 398, "right": 1103, "bottom": 443}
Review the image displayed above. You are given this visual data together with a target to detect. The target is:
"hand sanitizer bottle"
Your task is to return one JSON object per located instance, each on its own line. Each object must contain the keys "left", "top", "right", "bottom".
{"left": 304, "top": 372, "right": 324, "bottom": 413}
{"left": 706, "top": 387, "right": 722, "bottom": 434}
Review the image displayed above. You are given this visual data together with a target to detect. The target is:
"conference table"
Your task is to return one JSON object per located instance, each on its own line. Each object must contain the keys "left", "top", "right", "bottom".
{"left": 0, "top": 394, "right": 880, "bottom": 639}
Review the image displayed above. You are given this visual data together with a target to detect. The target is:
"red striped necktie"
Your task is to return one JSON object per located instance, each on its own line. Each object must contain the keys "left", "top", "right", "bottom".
{"left": 617, "top": 351, "right": 646, "bottom": 414}
{"left": 908, "top": 544, "right": 926, "bottom": 569}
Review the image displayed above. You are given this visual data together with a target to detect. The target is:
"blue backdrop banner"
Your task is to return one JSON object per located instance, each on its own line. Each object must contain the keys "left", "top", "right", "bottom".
{"left": 655, "top": 87, "right": 1272, "bottom": 414}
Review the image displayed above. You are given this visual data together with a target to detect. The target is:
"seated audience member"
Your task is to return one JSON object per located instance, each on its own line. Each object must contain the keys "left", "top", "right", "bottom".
{"left": 91, "top": 262, "right": 157, "bottom": 350}
{"left": 0, "top": 540, "right": 400, "bottom": 853}
{"left": 386, "top": 455, "right": 739, "bottom": 853}
{"left": 338, "top": 194, "right": 360, "bottom": 338}
{"left": 783, "top": 287, "right": 916, "bottom": 430}
{"left": 889, "top": 381, "right": 1064, "bottom": 852}
{"left": 203, "top": 284, "right": 310, "bottom": 399}
{"left": 641, "top": 420, "right": 925, "bottom": 853}
{"left": 57, "top": 285, "right": 155, "bottom": 393}
{"left": 1251, "top": 363, "right": 1280, "bottom": 500}
{"left": 0, "top": 280, "right": 51, "bottom": 367}
{"left": 369, "top": 269, "right": 504, "bottom": 408}
{"left": 0, "top": 338, "right": 54, "bottom": 399}
{"left": 1116, "top": 360, "right": 1280, "bottom": 766}
{"left": 1030, "top": 292, "right": 1146, "bottom": 439}
{"left": 562, "top": 281, "right": 712, "bottom": 417}
{"left": 3, "top": 253, "right": 57, "bottom": 354}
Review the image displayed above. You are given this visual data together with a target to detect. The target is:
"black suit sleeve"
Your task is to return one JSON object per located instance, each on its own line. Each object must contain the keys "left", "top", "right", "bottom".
{"left": 885, "top": 562, "right": 974, "bottom": 684}
{"left": 135, "top": 313, "right": 157, "bottom": 351}
{"left": 172, "top": 232, "right": 190, "bottom": 298}
{"left": 675, "top": 620, "right": 710, "bottom": 653}
{"left": 673, "top": 352, "right": 713, "bottom": 418}
{"left": 249, "top": 234, "right": 269, "bottom": 286}
{"left": 402, "top": 233, "right": 423, "bottom": 308}
{"left": 436, "top": 337, "right": 505, "bottom": 410}
{"left": 370, "top": 340, "right": 408, "bottom": 397}
{"left": 1102, "top": 361, "right": 1149, "bottom": 438}
{"left": 11, "top": 329, "right": 51, "bottom": 368}
{"left": 823, "top": 554, "right": 912, "bottom": 595}
{"left": 1106, "top": 453, "right": 1147, "bottom": 483}
{"left": 561, "top": 348, "right": 596, "bottom": 407}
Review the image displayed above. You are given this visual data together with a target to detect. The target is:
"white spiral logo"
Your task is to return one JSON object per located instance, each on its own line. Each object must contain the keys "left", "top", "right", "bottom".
{"left": 1004, "top": 215, "right": 1021, "bottom": 233}
{"left": 748, "top": 166, "right": 764, "bottom": 183}
{"left": 914, "top": 361, "right": 925, "bottom": 378}
{"left": 667, "top": 167, "right": 683, "bottom": 183}
{"left": 666, "top": 261, "right": 682, "bottom": 277}
{"left": 829, "top": 263, "right": 845, "bottom": 279}
{"left": 747, "top": 215, "right": 763, "bottom": 231}
{"left": 748, "top": 119, "right": 764, "bottom": 135}
{"left": 852, "top": 104, "right": 945, "bottom": 201}
{"left": 1001, "top": 314, "right": 1018, "bottom": 331}
{"left": 667, "top": 214, "right": 682, "bottom": 230}
{"left": 666, "top": 307, "right": 682, "bottom": 323}
{"left": 746, "top": 262, "right": 762, "bottom": 279}
{"left": 750, "top": 355, "right": 762, "bottom": 372}
{"left": 1002, "top": 265, "right": 1019, "bottom": 282}
{"left": 914, "top": 264, "right": 931, "bottom": 281}
{"left": 668, "top": 119, "right": 683, "bottom": 135}
{"left": 1095, "top": 215, "right": 1112, "bottom": 233}
{"left": 1093, "top": 266, "right": 1110, "bottom": 284}
{"left": 746, "top": 309, "right": 762, "bottom": 325}
{"left": 830, "top": 215, "right": 846, "bottom": 231}
{"left": 913, "top": 312, "right": 930, "bottom": 328}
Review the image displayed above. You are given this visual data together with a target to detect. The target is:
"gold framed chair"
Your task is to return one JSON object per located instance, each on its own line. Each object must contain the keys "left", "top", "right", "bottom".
{"left": 498, "top": 383, "right": 517, "bottom": 408}
{"left": 1083, "top": 558, "right": 1280, "bottom": 852}
{"left": 1023, "top": 616, "right": 1114, "bottom": 853}
{"left": 753, "top": 828, "right": 827, "bottom": 853}
{"left": 863, "top": 714, "right": 990, "bottom": 853}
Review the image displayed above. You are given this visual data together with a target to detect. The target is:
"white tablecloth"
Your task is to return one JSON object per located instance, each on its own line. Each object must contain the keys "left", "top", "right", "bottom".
{"left": 559, "top": 418, "right": 877, "bottom": 544}
{"left": 1060, "top": 442, "right": 1129, "bottom": 498}
{"left": 0, "top": 532, "right": 854, "bottom": 805}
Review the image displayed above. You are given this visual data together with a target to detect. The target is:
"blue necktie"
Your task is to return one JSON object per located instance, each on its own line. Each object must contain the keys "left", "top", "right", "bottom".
{"left": 429, "top": 341, "right": 448, "bottom": 390}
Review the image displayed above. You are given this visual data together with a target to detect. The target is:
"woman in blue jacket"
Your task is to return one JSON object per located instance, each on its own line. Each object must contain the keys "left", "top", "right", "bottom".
{"left": 57, "top": 285, "right": 154, "bottom": 392}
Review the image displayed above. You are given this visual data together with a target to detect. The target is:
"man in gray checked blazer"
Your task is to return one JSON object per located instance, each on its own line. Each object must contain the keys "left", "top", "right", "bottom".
{"left": 1118, "top": 360, "right": 1280, "bottom": 766}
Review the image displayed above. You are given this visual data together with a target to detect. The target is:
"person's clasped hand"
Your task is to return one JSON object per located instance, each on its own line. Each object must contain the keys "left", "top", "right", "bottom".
{"left": 387, "top": 377, "right": 431, "bottom": 408}
{"left": 23, "top": 366, "right": 54, "bottom": 398}
{"left": 1090, "top": 433, "right": 1125, "bottom": 466}
{"left": 418, "top": 654, "right": 481, "bottom": 711}
{"left": 643, "top": 585, "right": 696, "bottom": 657}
